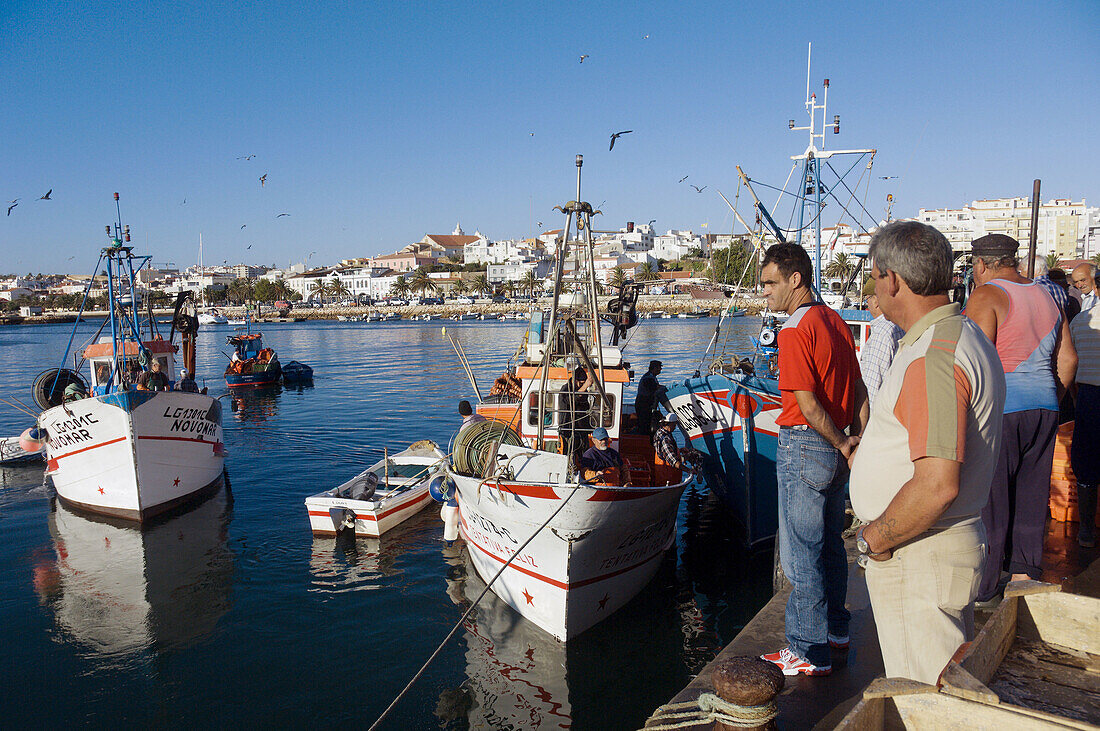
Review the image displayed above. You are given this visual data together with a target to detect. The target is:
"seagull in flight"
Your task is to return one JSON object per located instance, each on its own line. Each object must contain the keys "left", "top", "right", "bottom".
{"left": 648, "top": 219, "right": 656, "bottom": 225}
{"left": 579, "top": 54, "right": 589, "bottom": 63}
{"left": 259, "top": 174, "right": 267, "bottom": 187}
{"left": 678, "top": 175, "right": 689, "bottom": 183}
{"left": 609, "top": 130, "right": 632, "bottom": 151}
{"left": 240, "top": 224, "right": 247, "bottom": 229}
{"left": 237, "top": 154, "right": 256, "bottom": 161}
{"left": 39, "top": 189, "right": 52, "bottom": 200}
{"left": 276, "top": 213, "right": 289, "bottom": 218}
{"left": 7, "top": 200, "right": 17, "bottom": 216}
{"left": 247, "top": 244, "right": 252, "bottom": 249}
{"left": 642, "top": 34, "right": 650, "bottom": 40}
{"left": 691, "top": 184, "right": 707, "bottom": 193}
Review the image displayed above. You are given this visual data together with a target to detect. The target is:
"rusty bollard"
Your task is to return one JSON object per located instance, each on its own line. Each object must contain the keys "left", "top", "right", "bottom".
{"left": 711, "top": 656, "right": 784, "bottom": 731}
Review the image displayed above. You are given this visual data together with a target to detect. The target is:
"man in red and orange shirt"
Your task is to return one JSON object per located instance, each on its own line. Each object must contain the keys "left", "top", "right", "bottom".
{"left": 759, "top": 243, "right": 868, "bottom": 676}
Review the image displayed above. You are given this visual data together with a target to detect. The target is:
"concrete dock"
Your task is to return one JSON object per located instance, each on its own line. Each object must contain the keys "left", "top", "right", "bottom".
{"left": 648, "top": 517, "right": 1099, "bottom": 729}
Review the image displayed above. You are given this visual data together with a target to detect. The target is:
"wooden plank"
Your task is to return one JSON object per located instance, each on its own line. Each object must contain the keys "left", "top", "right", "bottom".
{"left": 938, "top": 662, "right": 999, "bottom": 704}
{"left": 832, "top": 697, "right": 884, "bottom": 730}
{"left": 958, "top": 594, "right": 1019, "bottom": 684}
{"left": 1019, "top": 592, "right": 1100, "bottom": 655}
{"left": 892, "top": 693, "right": 1091, "bottom": 729}
{"left": 1005, "top": 579, "right": 1063, "bottom": 598}
{"left": 1008, "top": 638, "right": 1100, "bottom": 685}
{"left": 988, "top": 651, "right": 1100, "bottom": 725}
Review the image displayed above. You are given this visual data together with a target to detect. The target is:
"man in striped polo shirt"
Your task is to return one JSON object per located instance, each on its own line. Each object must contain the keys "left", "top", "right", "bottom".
{"left": 850, "top": 221, "right": 1006, "bottom": 684}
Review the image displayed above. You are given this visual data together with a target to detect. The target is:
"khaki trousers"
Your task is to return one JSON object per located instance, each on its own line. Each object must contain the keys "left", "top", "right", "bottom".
{"left": 864, "top": 520, "right": 986, "bottom": 684}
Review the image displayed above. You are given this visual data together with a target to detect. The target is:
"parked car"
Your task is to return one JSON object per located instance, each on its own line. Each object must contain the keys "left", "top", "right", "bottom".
{"left": 491, "top": 295, "right": 510, "bottom": 303}
{"left": 387, "top": 298, "right": 408, "bottom": 306}
{"left": 451, "top": 296, "right": 474, "bottom": 305}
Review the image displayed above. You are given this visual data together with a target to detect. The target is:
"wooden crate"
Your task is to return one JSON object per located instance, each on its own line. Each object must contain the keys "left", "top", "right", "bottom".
{"left": 836, "top": 584, "right": 1099, "bottom": 729}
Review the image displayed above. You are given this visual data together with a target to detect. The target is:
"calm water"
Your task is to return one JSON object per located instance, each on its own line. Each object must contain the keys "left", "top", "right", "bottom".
{"left": 0, "top": 316, "right": 773, "bottom": 729}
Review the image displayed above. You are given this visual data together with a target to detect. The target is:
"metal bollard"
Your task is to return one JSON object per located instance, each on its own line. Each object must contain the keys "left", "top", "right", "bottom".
{"left": 711, "top": 656, "right": 784, "bottom": 731}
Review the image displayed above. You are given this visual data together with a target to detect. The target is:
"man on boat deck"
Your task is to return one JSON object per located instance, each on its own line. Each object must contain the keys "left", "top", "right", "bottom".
{"left": 652, "top": 413, "right": 685, "bottom": 469}
{"left": 966, "top": 234, "right": 1076, "bottom": 604}
{"left": 558, "top": 367, "right": 595, "bottom": 471}
{"left": 175, "top": 368, "right": 199, "bottom": 393}
{"left": 758, "top": 242, "right": 868, "bottom": 677}
{"left": 634, "top": 360, "right": 671, "bottom": 435}
{"left": 139, "top": 360, "right": 170, "bottom": 391}
{"left": 851, "top": 221, "right": 1005, "bottom": 684}
{"left": 580, "top": 427, "right": 631, "bottom": 486}
{"left": 457, "top": 400, "right": 486, "bottom": 429}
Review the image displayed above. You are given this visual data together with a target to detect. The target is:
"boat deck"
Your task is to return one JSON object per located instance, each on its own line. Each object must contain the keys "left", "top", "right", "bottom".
{"left": 648, "top": 517, "right": 1099, "bottom": 729}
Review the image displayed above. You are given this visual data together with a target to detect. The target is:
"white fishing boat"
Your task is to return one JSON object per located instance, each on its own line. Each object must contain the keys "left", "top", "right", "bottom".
{"left": 226, "top": 316, "right": 246, "bottom": 326}
{"left": 453, "top": 311, "right": 478, "bottom": 321}
{"left": 32, "top": 197, "right": 225, "bottom": 522}
{"left": 441, "top": 157, "right": 693, "bottom": 641}
{"left": 305, "top": 440, "right": 447, "bottom": 537}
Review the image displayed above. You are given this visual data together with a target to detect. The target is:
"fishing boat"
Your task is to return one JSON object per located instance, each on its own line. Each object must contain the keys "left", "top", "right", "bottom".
{"left": 666, "top": 51, "right": 875, "bottom": 547}
{"left": 441, "top": 156, "right": 693, "bottom": 641}
{"left": 31, "top": 195, "right": 225, "bottom": 521}
{"left": 678, "top": 308, "right": 709, "bottom": 318}
{"left": 225, "top": 326, "right": 282, "bottom": 388}
{"left": 453, "top": 311, "right": 478, "bottom": 321}
{"left": 198, "top": 309, "right": 227, "bottom": 326}
{"left": 305, "top": 441, "right": 447, "bottom": 537}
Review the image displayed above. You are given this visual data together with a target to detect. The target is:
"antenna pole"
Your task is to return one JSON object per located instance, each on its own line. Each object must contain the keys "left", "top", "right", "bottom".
{"left": 805, "top": 42, "right": 811, "bottom": 108}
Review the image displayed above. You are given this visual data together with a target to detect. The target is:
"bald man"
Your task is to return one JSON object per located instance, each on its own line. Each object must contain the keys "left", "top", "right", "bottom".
{"left": 1071, "top": 262, "right": 1097, "bottom": 314}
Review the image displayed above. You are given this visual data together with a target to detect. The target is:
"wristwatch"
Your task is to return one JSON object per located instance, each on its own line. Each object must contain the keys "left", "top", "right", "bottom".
{"left": 856, "top": 526, "right": 888, "bottom": 557}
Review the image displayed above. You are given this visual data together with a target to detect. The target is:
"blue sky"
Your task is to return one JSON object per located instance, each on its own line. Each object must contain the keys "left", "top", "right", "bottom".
{"left": 2, "top": 0, "right": 1097, "bottom": 274}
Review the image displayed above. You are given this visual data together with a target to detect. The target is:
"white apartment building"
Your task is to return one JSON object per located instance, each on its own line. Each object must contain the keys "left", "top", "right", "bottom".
{"left": 653, "top": 230, "right": 706, "bottom": 260}
{"left": 464, "top": 237, "right": 541, "bottom": 265}
{"left": 486, "top": 259, "right": 553, "bottom": 286}
{"left": 918, "top": 197, "right": 1100, "bottom": 259}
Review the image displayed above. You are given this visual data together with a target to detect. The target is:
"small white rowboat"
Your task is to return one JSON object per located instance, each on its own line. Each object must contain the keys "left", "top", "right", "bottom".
{"left": 305, "top": 440, "right": 446, "bottom": 537}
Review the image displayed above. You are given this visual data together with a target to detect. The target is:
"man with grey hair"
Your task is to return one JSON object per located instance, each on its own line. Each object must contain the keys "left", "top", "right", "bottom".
{"left": 967, "top": 234, "right": 1077, "bottom": 605}
{"left": 1071, "top": 262, "right": 1098, "bottom": 313}
{"left": 850, "top": 220, "right": 1006, "bottom": 683}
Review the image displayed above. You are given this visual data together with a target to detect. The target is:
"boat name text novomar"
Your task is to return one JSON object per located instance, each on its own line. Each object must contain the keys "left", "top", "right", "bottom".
{"left": 599, "top": 515, "right": 674, "bottom": 572}
{"left": 47, "top": 413, "right": 100, "bottom": 449}
{"left": 164, "top": 407, "right": 220, "bottom": 438}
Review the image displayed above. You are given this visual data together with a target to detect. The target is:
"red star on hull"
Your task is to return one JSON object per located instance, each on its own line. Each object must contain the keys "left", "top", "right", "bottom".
{"left": 523, "top": 588, "right": 534, "bottom": 605}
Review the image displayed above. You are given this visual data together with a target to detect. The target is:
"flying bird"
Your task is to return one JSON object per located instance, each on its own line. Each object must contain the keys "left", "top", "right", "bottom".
{"left": 39, "top": 189, "right": 52, "bottom": 200}
{"left": 537, "top": 221, "right": 543, "bottom": 227}
{"left": 579, "top": 54, "right": 589, "bottom": 63}
{"left": 642, "top": 34, "right": 650, "bottom": 39}
{"left": 609, "top": 130, "right": 632, "bottom": 151}
{"left": 691, "top": 185, "right": 707, "bottom": 193}
{"left": 678, "top": 175, "right": 689, "bottom": 183}
{"left": 259, "top": 174, "right": 267, "bottom": 187}
{"left": 240, "top": 224, "right": 247, "bottom": 229}
{"left": 180, "top": 198, "right": 187, "bottom": 205}
{"left": 237, "top": 154, "right": 256, "bottom": 161}
{"left": 276, "top": 213, "right": 289, "bottom": 218}
{"left": 648, "top": 219, "right": 656, "bottom": 225}
{"left": 247, "top": 245, "right": 252, "bottom": 250}
{"left": 7, "top": 201, "right": 17, "bottom": 216}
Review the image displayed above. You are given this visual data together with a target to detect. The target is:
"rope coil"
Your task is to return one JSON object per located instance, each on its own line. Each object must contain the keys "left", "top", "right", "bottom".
{"left": 643, "top": 692, "right": 778, "bottom": 730}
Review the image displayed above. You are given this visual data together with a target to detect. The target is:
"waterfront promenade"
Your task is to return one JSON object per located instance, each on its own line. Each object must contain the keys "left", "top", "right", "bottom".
{"left": 647, "top": 518, "right": 1099, "bottom": 729}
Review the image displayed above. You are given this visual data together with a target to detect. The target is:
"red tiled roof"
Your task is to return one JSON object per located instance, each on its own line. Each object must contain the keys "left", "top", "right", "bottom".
{"left": 424, "top": 235, "right": 480, "bottom": 247}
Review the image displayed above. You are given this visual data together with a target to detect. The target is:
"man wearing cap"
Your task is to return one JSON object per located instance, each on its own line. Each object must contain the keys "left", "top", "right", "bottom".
{"left": 966, "top": 234, "right": 1077, "bottom": 603}
{"left": 1071, "top": 262, "right": 1098, "bottom": 314}
{"left": 634, "top": 360, "right": 671, "bottom": 435}
{"left": 175, "top": 368, "right": 199, "bottom": 393}
{"left": 861, "top": 280, "right": 904, "bottom": 407}
{"left": 580, "top": 427, "right": 631, "bottom": 486}
{"left": 652, "top": 412, "right": 685, "bottom": 469}
{"left": 758, "top": 242, "right": 868, "bottom": 677}
{"left": 851, "top": 221, "right": 1005, "bottom": 684}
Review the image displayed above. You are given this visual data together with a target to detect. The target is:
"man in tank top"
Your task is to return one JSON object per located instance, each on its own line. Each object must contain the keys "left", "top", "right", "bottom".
{"left": 965, "top": 234, "right": 1077, "bottom": 603}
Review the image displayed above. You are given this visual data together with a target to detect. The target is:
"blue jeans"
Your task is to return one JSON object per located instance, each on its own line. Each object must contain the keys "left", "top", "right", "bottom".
{"left": 777, "top": 426, "right": 850, "bottom": 667}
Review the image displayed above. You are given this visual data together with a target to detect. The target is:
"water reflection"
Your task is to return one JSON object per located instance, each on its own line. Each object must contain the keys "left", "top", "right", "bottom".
{"left": 34, "top": 486, "right": 234, "bottom": 658}
{"left": 230, "top": 385, "right": 282, "bottom": 424}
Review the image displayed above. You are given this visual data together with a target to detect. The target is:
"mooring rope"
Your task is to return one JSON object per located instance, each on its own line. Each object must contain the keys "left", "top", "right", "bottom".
{"left": 367, "top": 488, "right": 578, "bottom": 731}
{"left": 642, "top": 692, "right": 778, "bottom": 729}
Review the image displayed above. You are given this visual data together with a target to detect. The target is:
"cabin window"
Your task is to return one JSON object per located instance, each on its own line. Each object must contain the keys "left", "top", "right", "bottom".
{"left": 591, "top": 394, "right": 616, "bottom": 428}
{"left": 527, "top": 391, "right": 556, "bottom": 427}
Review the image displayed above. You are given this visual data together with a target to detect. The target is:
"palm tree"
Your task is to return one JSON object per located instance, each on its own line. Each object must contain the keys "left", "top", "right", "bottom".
{"left": 389, "top": 276, "right": 410, "bottom": 299}
{"left": 608, "top": 266, "right": 627, "bottom": 291}
{"left": 636, "top": 261, "right": 661, "bottom": 294}
{"left": 310, "top": 280, "right": 327, "bottom": 304}
{"left": 521, "top": 269, "right": 538, "bottom": 298}
{"left": 824, "top": 252, "right": 854, "bottom": 282}
{"left": 1045, "top": 252, "right": 1060, "bottom": 271}
{"left": 471, "top": 273, "right": 490, "bottom": 298}
{"left": 227, "top": 278, "right": 255, "bottom": 305}
{"left": 407, "top": 268, "right": 437, "bottom": 296}
{"left": 452, "top": 279, "right": 468, "bottom": 296}
{"left": 327, "top": 279, "right": 350, "bottom": 302}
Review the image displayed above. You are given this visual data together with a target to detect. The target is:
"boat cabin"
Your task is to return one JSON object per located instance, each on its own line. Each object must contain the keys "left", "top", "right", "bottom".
{"left": 82, "top": 338, "right": 178, "bottom": 393}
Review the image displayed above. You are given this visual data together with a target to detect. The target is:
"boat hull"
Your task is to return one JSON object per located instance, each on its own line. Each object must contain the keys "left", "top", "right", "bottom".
{"left": 41, "top": 390, "right": 225, "bottom": 522}
{"left": 666, "top": 374, "right": 781, "bottom": 547}
{"left": 225, "top": 363, "right": 282, "bottom": 388}
{"left": 450, "top": 473, "right": 687, "bottom": 641}
{"left": 306, "top": 488, "right": 432, "bottom": 537}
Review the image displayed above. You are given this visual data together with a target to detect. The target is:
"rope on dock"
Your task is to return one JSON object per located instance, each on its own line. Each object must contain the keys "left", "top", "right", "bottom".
{"left": 642, "top": 692, "right": 778, "bottom": 729}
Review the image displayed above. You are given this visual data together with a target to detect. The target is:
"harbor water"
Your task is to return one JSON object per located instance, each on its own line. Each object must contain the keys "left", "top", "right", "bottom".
{"left": 0, "top": 316, "right": 772, "bottom": 729}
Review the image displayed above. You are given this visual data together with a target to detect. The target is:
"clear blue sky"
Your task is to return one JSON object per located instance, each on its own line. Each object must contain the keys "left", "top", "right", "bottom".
{"left": 2, "top": 0, "right": 1097, "bottom": 274}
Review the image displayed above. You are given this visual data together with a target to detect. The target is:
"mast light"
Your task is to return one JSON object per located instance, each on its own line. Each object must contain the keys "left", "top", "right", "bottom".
{"left": 833, "top": 115, "right": 840, "bottom": 134}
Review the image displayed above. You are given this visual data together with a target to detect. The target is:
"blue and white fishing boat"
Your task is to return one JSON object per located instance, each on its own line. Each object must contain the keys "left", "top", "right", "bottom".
{"left": 224, "top": 324, "right": 282, "bottom": 388}
{"left": 32, "top": 194, "right": 225, "bottom": 521}
{"left": 667, "top": 51, "right": 876, "bottom": 547}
